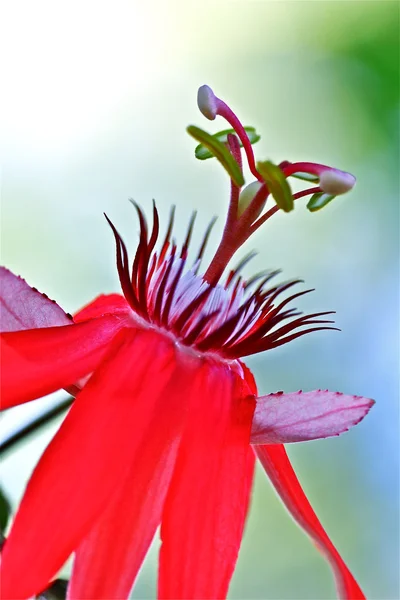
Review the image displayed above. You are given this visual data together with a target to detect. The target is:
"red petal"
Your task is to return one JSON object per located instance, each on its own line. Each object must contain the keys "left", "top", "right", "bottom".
{"left": 68, "top": 345, "right": 199, "bottom": 600}
{"left": 73, "top": 294, "right": 131, "bottom": 323}
{"left": 69, "top": 453, "right": 176, "bottom": 600}
{"left": 0, "top": 267, "right": 71, "bottom": 332}
{"left": 1, "top": 315, "right": 128, "bottom": 409}
{"left": 158, "top": 362, "right": 256, "bottom": 600}
{"left": 255, "top": 444, "right": 365, "bottom": 599}
{"left": 0, "top": 328, "right": 190, "bottom": 600}
{"left": 251, "top": 389, "right": 374, "bottom": 444}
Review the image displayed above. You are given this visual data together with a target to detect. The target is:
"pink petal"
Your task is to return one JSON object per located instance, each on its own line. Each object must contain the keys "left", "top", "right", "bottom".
{"left": 0, "top": 267, "right": 71, "bottom": 332}
{"left": 68, "top": 340, "right": 200, "bottom": 600}
{"left": 250, "top": 390, "right": 374, "bottom": 444}
{"left": 255, "top": 444, "right": 365, "bottom": 600}
{"left": 0, "top": 315, "right": 128, "bottom": 409}
{"left": 0, "top": 328, "right": 191, "bottom": 600}
{"left": 73, "top": 294, "right": 131, "bottom": 323}
{"left": 158, "top": 362, "right": 256, "bottom": 600}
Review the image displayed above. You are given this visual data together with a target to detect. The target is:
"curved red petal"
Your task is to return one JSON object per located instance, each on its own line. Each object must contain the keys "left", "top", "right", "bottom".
{"left": 68, "top": 451, "right": 176, "bottom": 600}
{"left": 73, "top": 294, "right": 131, "bottom": 323}
{"left": 68, "top": 346, "right": 200, "bottom": 600}
{"left": 158, "top": 362, "right": 256, "bottom": 600}
{"left": 0, "top": 267, "right": 71, "bottom": 332}
{"left": 0, "top": 315, "right": 128, "bottom": 409}
{"left": 0, "top": 328, "right": 186, "bottom": 600}
{"left": 255, "top": 444, "right": 365, "bottom": 599}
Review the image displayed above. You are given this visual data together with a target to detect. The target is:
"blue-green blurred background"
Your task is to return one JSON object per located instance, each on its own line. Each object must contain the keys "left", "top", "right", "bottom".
{"left": 1, "top": 1, "right": 399, "bottom": 598}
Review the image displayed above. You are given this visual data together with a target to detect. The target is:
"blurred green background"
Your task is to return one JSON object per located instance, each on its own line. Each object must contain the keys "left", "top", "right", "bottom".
{"left": 1, "top": 1, "right": 399, "bottom": 598}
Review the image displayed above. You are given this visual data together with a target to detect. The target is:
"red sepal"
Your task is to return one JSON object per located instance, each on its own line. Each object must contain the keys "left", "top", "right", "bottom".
{"left": 0, "top": 315, "right": 128, "bottom": 409}
{"left": 69, "top": 339, "right": 200, "bottom": 600}
{"left": 73, "top": 294, "right": 131, "bottom": 322}
{"left": 255, "top": 444, "right": 365, "bottom": 599}
{"left": 158, "top": 362, "right": 256, "bottom": 599}
{"left": 0, "top": 329, "right": 191, "bottom": 600}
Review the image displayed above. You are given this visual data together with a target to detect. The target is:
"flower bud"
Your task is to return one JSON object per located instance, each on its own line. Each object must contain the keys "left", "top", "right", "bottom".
{"left": 238, "top": 181, "right": 264, "bottom": 217}
{"left": 319, "top": 169, "right": 356, "bottom": 195}
{"left": 197, "top": 85, "right": 218, "bottom": 120}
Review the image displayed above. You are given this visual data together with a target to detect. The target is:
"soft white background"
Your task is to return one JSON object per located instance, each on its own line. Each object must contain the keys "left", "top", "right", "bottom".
{"left": 1, "top": 1, "right": 398, "bottom": 598}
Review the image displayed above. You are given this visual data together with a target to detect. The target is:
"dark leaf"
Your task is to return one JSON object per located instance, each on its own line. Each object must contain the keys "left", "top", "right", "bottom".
{"left": 36, "top": 579, "right": 69, "bottom": 600}
{"left": 0, "top": 487, "right": 11, "bottom": 534}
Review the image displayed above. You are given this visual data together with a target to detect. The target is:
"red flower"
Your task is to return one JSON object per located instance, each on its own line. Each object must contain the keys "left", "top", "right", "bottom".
{"left": 0, "top": 86, "right": 373, "bottom": 600}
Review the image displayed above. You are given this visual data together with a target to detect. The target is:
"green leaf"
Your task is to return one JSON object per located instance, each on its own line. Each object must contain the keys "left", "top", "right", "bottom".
{"left": 290, "top": 171, "right": 319, "bottom": 183}
{"left": 307, "top": 192, "right": 336, "bottom": 212}
{"left": 195, "top": 126, "right": 260, "bottom": 160}
{"left": 0, "top": 487, "right": 11, "bottom": 534}
{"left": 257, "top": 160, "right": 294, "bottom": 212}
{"left": 187, "top": 125, "right": 244, "bottom": 187}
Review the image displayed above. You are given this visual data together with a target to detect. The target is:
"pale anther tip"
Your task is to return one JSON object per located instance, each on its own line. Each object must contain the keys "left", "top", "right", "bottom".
{"left": 319, "top": 169, "right": 356, "bottom": 195}
{"left": 238, "top": 181, "right": 263, "bottom": 217}
{"left": 197, "top": 85, "right": 217, "bottom": 120}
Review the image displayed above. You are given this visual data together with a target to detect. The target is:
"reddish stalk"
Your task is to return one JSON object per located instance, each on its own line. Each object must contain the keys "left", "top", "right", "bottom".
{"left": 215, "top": 98, "right": 263, "bottom": 183}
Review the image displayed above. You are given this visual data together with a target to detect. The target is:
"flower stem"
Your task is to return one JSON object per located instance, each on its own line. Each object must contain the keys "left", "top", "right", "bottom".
{"left": 0, "top": 397, "right": 73, "bottom": 457}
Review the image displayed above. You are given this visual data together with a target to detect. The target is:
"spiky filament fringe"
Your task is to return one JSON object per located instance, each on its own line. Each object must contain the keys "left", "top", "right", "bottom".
{"left": 106, "top": 205, "right": 337, "bottom": 359}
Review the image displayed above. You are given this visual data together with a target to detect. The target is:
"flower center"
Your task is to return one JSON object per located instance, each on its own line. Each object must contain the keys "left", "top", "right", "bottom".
{"left": 106, "top": 85, "right": 355, "bottom": 358}
{"left": 107, "top": 204, "right": 336, "bottom": 359}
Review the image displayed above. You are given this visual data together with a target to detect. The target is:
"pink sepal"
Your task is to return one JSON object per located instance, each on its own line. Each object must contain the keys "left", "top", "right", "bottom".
{"left": 0, "top": 267, "right": 71, "bottom": 332}
{"left": 251, "top": 389, "right": 374, "bottom": 444}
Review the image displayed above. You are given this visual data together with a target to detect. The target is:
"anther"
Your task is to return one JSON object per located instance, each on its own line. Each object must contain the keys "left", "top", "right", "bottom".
{"left": 238, "top": 182, "right": 264, "bottom": 217}
{"left": 197, "top": 85, "right": 218, "bottom": 120}
{"left": 318, "top": 169, "right": 356, "bottom": 195}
